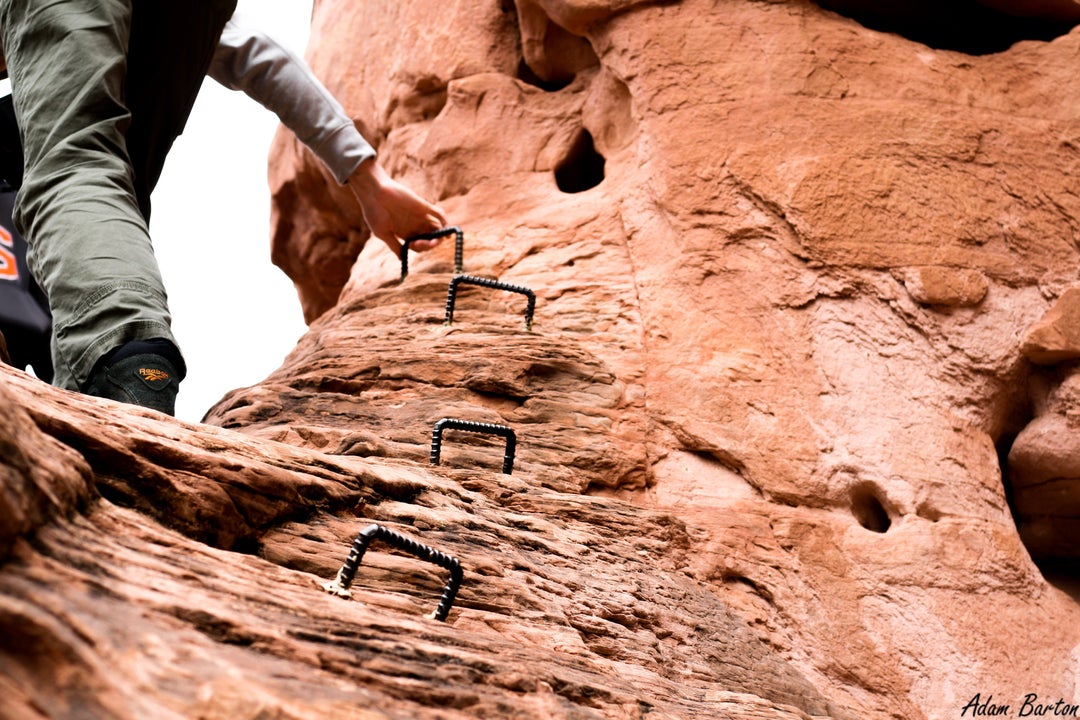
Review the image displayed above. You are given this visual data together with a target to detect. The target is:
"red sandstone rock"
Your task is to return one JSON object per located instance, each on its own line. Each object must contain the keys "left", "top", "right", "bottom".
{"left": 1021, "top": 287, "right": 1080, "bottom": 364}
{"left": 4, "top": 1, "right": 1080, "bottom": 719}
{"left": 901, "top": 266, "right": 989, "bottom": 308}
{"left": 1008, "top": 367, "right": 1080, "bottom": 561}
{"left": 1014, "top": 289, "right": 1080, "bottom": 552}
{"left": 0, "top": 363, "right": 842, "bottom": 719}
{"left": 256, "top": 0, "right": 1080, "bottom": 715}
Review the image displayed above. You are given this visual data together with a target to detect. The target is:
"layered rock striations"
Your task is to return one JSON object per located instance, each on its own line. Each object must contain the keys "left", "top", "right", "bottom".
{"left": 1, "top": 365, "right": 842, "bottom": 719}
{"left": 4, "top": 0, "right": 1080, "bottom": 719}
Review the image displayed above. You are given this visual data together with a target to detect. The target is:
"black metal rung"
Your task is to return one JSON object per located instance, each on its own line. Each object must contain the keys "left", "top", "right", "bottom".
{"left": 430, "top": 418, "right": 517, "bottom": 475}
{"left": 401, "top": 226, "right": 464, "bottom": 280}
{"left": 323, "top": 523, "right": 464, "bottom": 622}
{"left": 444, "top": 275, "right": 536, "bottom": 330}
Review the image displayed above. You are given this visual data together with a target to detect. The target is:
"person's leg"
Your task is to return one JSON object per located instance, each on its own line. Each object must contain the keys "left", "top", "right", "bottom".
{"left": 79, "top": 0, "right": 236, "bottom": 414}
{"left": 126, "top": 0, "right": 237, "bottom": 219}
{"left": 0, "top": 0, "right": 178, "bottom": 393}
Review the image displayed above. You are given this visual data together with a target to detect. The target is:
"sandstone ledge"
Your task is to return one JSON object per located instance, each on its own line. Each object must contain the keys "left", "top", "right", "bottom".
{"left": 0, "top": 364, "right": 845, "bottom": 719}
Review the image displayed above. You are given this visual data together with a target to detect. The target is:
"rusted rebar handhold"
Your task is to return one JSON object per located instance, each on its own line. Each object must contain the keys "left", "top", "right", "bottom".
{"left": 322, "top": 523, "right": 464, "bottom": 622}
{"left": 430, "top": 418, "right": 517, "bottom": 475}
{"left": 401, "top": 226, "right": 464, "bottom": 280}
{"left": 443, "top": 275, "right": 536, "bottom": 330}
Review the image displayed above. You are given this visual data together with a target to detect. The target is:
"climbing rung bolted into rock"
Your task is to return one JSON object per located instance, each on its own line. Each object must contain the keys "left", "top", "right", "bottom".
{"left": 323, "top": 523, "right": 463, "bottom": 622}
{"left": 443, "top": 275, "right": 536, "bottom": 330}
{"left": 400, "top": 226, "right": 464, "bottom": 281}
{"left": 430, "top": 418, "right": 517, "bottom": 475}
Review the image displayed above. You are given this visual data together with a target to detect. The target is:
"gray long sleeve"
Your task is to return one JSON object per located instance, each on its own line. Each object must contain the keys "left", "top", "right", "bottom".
{"left": 208, "top": 19, "right": 375, "bottom": 184}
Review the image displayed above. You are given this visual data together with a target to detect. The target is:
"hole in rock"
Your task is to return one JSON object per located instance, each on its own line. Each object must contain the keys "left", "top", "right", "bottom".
{"left": 814, "top": 0, "right": 1079, "bottom": 55}
{"left": 995, "top": 428, "right": 1022, "bottom": 527}
{"left": 231, "top": 536, "right": 260, "bottom": 556}
{"left": 850, "top": 483, "right": 892, "bottom": 533}
{"left": 555, "top": 129, "right": 605, "bottom": 193}
{"left": 516, "top": 58, "right": 574, "bottom": 92}
{"left": 509, "top": 3, "right": 600, "bottom": 91}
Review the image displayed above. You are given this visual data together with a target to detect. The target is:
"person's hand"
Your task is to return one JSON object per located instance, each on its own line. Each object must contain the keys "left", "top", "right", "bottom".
{"left": 346, "top": 157, "right": 448, "bottom": 258}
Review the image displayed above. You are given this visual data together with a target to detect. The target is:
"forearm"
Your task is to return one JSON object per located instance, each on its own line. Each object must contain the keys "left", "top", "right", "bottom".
{"left": 208, "top": 19, "right": 375, "bottom": 183}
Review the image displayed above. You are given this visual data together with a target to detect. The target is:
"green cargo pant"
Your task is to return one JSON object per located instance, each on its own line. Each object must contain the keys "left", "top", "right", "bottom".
{"left": 0, "top": 0, "right": 235, "bottom": 391}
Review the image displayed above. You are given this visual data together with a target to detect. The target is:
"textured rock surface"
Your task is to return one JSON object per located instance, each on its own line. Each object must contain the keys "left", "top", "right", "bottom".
{"left": 1021, "top": 287, "right": 1080, "bottom": 364}
{"left": 0, "top": 364, "right": 841, "bottom": 719}
{"left": 1008, "top": 364, "right": 1080, "bottom": 564}
{"left": 257, "top": 0, "right": 1080, "bottom": 714}
{"left": 5, "top": 1, "right": 1080, "bottom": 719}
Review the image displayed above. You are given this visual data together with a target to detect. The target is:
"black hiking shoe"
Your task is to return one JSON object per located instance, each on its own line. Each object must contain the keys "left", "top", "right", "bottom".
{"left": 83, "top": 340, "right": 183, "bottom": 415}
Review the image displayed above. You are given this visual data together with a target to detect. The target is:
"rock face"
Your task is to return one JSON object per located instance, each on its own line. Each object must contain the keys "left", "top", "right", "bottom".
{"left": 2, "top": 365, "right": 845, "bottom": 719}
{"left": 5, "top": 1, "right": 1080, "bottom": 719}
